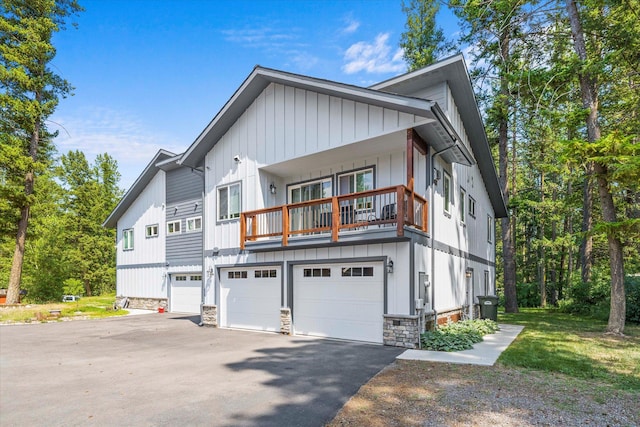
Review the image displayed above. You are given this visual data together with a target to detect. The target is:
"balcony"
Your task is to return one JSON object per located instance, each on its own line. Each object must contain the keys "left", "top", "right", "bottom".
{"left": 240, "top": 185, "right": 428, "bottom": 249}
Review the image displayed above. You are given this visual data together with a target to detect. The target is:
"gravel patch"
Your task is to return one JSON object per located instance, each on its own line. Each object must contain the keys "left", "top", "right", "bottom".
{"left": 328, "top": 360, "right": 639, "bottom": 426}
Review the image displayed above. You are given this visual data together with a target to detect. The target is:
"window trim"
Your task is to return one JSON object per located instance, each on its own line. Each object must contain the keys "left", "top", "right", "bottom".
{"left": 443, "top": 170, "right": 451, "bottom": 215}
{"left": 459, "top": 187, "right": 466, "bottom": 224}
{"left": 145, "top": 224, "right": 159, "bottom": 238}
{"left": 337, "top": 166, "right": 376, "bottom": 211}
{"left": 123, "top": 228, "right": 134, "bottom": 251}
{"left": 286, "top": 175, "right": 333, "bottom": 204}
{"left": 468, "top": 195, "right": 476, "bottom": 219}
{"left": 167, "top": 220, "right": 181, "bottom": 235}
{"left": 217, "top": 182, "right": 242, "bottom": 222}
{"left": 186, "top": 216, "right": 202, "bottom": 232}
{"left": 487, "top": 215, "right": 493, "bottom": 243}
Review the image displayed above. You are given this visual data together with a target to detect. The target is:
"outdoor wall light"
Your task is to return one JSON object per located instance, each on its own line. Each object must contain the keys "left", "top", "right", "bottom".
{"left": 387, "top": 260, "right": 394, "bottom": 273}
{"left": 269, "top": 183, "right": 277, "bottom": 194}
{"left": 465, "top": 268, "right": 473, "bottom": 278}
{"left": 207, "top": 266, "right": 214, "bottom": 278}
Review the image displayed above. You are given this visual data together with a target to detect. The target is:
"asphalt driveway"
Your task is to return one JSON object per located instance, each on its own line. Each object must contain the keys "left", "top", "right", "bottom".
{"left": 0, "top": 313, "right": 403, "bottom": 427}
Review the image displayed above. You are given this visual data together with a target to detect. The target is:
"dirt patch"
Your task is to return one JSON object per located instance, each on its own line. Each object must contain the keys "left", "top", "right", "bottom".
{"left": 328, "top": 360, "right": 639, "bottom": 426}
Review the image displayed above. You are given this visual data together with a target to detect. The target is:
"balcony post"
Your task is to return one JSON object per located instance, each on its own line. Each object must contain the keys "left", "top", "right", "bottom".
{"left": 331, "top": 197, "right": 340, "bottom": 242}
{"left": 422, "top": 200, "right": 428, "bottom": 232}
{"left": 282, "top": 206, "right": 289, "bottom": 246}
{"left": 396, "top": 186, "right": 404, "bottom": 237}
{"left": 240, "top": 213, "right": 246, "bottom": 250}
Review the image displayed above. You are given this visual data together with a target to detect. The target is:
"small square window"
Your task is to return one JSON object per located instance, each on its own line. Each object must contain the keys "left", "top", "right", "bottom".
{"left": 269, "top": 269, "right": 277, "bottom": 278}
{"left": 167, "top": 220, "right": 181, "bottom": 235}
{"left": 190, "top": 275, "right": 202, "bottom": 281}
{"left": 145, "top": 224, "right": 159, "bottom": 238}
{"left": 186, "top": 216, "right": 202, "bottom": 232}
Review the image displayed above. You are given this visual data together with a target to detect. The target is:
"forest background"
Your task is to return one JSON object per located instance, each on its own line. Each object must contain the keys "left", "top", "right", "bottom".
{"left": 1, "top": 0, "right": 639, "bottom": 331}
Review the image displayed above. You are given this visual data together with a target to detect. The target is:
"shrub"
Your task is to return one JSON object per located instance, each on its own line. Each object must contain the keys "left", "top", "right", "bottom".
{"left": 420, "top": 319, "right": 499, "bottom": 352}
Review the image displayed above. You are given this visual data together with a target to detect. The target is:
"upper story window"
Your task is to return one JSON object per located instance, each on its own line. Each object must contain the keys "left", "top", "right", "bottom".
{"left": 218, "top": 182, "right": 241, "bottom": 221}
{"left": 123, "top": 228, "right": 134, "bottom": 250}
{"left": 167, "top": 220, "right": 181, "bottom": 235}
{"left": 186, "top": 216, "right": 202, "bottom": 232}
{"left": 487, "top": 215, "right": 493, "bottom": 243}
{"left": 459, "top": 187, "right": 466, "bottom": 223}
{"left": 338, "top": 167, "right": 374, "bottom": 210}
{"left": 443, "top": 170, "right": 451, "bottom": 214}
{"left": 145, "top": 224, "right": 159, "bottom": 238}
{"left": 289, "top": 177, "right": 332, "bottom": 203}
{"left": 468, "top": 196, "right": 476, "bottom": 219}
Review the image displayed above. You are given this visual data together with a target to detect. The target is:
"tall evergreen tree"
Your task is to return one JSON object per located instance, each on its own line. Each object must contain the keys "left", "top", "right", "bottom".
{"left": 400, "top": 0, "right": 453, "bottom": 70}
{"left": 0, "top": 0, "right": 82, "bottom": 303}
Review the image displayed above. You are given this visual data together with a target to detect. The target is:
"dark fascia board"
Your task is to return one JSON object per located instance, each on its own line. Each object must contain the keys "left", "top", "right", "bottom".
{"left": 103, "top": 149, "right": 178, "bottom": 228}
{"left": 371, "top": 54, "right": 508, "bottom": 218}
{"left": 178, "top": 66, "right": 438, "bottom": 168}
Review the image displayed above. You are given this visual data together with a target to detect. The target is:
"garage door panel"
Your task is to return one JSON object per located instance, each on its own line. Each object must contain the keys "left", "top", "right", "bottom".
{"left": 293, "top": 263, "right": 384, "bottom": 343}
{"left": 171, "top": 275, "right": 201, "bottom": 314}
{"left": 220, "top": 267, "right": 281, "bottom": 332}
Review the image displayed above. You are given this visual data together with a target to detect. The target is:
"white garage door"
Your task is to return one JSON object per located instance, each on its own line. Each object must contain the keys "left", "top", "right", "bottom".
{"left": 170, "top": 274, "right": 202, "bottom": 314}
{"left": 293, "top": 262, "right": 384, "bottom": 343}
{"left": 220, "top": 267, "right": 281, "bottom": 332}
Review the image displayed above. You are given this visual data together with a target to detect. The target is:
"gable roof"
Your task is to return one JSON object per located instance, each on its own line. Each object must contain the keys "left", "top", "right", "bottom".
{"left": 371, "top": 54, "right": 507, "bottom": 218}
{"left": 178, "top": 66, "right": 473, "bottom": 169}
{"left": 103, "top": 149, "right": 178, "bottom": 228}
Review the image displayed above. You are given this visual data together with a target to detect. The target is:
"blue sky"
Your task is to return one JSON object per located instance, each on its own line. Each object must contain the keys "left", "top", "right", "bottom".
{"left": 51, "top": 0, "right": 459, "bottom": 189}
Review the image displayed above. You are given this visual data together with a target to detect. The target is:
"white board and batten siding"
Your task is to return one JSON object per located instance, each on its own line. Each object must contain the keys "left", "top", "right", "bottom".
{"left": 117, "top": 266, "right": 167, "bottom": 299}
{"left": 117, "top": 171, "right": 166, "bottom": 267}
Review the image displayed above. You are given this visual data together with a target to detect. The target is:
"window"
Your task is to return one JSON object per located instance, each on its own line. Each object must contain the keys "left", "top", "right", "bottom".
{"left": 484, "top": 270, "right": 490, "bottom": 295}
{"left": 487, "top": 215, "right": 493, "bottom": 243}
{"left": 468, "top": 196, "right": 476, "bottom": 218}
{"left": 227, "top": 271, "right": 247, "bottom": 279}
{"left": 186, "top": 216, "right": 202, "bottom": 232}
{"left": 145, "top": 224, "right": 159, "bottom": 238}
{"left": 303, "top": 268, "right": 331, "bottom": 277}
{"left": 338, "top": 168, "right": 374, "bottom": 210}
{"left": 218, "top": 182, "right": 241, "bottom": 221}
{"left": 255, "top": 269, "right": 277, "bottom": 278}
{"left": 443, "top": 170, "right": 451, "bottom": 214}
{"left": 123, "top": 228, "right": 134, "bottom": 250}
{"left": 341, "top": 266, "right": 374, "bottom": 277}
{"left": 288, "top": 177, "right": 332, "bottom": 203}
{"left": 190, "top": 275, "right": 202, "bottom": 281}
{"left": 460, "top": 187, "right": 466, "bottom": 223}
{"left": 167, "top": 220, "right": 181, "bottom": 235}
{"left": 174, "top": 275, "right": 187, "bottom": 281}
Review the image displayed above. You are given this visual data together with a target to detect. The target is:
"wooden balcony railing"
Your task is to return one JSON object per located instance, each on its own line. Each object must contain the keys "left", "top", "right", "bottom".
{"left": 240, "top": 185, "right": 428, "bottom": 249}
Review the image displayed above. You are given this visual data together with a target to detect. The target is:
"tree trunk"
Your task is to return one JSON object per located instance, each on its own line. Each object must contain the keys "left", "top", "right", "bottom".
{"left": 6, "top": 84, "right": 42, "bottom": 304}
{"left": 566, "top": 0, "right": 626, "bottom": 334}
{"left": 579, "top": 164, "right": 594, "bottom": 284}
{"left": 498, "top": 26, "right": 518, "bottom": 313}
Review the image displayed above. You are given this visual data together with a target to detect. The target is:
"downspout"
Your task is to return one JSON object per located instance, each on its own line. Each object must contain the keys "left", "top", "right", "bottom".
{"left": 430, "top": 144, "right": 457, "bottom": 330}
{"left": 188, "top": 166, "right": 206, "bottom": 325}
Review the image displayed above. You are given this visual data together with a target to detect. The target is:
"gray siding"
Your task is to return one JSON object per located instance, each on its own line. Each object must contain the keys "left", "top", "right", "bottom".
{"left": 166, "top": 168, "right": 202, "bottom": 204}
{"left": 166, "top": 198, "right": 203, "bottom": 266}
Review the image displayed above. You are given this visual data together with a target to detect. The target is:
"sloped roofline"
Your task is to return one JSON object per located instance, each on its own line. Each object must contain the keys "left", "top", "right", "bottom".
{"left": 371, "top": 54, "right": 508, "bottom": 218}
{"left": 103, "top": 149, "right": 178, "bottom": 228}
{"left": 178, "top": 66, "right": 439, "bottom": 168}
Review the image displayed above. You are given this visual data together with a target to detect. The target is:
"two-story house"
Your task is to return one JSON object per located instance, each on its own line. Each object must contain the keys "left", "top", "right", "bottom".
{"left": 104, "top": 54, "right": 507, "bottom": 348}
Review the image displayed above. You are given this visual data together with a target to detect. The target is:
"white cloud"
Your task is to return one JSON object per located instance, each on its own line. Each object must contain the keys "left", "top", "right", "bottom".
{"left": 342, "top": 33, "right": 405, "bottom": 74}
{"left": 342, "top": 17, "right": 360, "bottom": 34}
{"left": 49, "top": 107, "right": 186, "bottom": 189}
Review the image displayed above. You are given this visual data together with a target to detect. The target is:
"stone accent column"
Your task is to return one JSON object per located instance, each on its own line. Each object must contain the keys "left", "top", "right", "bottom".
{"left": 383, "top": 314, "right": 420, "bottom": 348}
{"left": 201, "top": 305, "right": 217, "bottom": 327}
{"left": 280, "top": 308, "right": 291, "bottom": 335}
{"left": 122, "top": 296, "right": 167, "bottom": 310}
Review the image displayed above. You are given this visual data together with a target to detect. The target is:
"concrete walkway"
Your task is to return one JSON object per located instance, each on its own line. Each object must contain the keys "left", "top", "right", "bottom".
{"left": 397, "top": 323, "right": 524, "bottom": 366}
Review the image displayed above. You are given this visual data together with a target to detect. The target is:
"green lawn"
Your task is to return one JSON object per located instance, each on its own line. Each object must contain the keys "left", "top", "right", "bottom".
{"left": 499, "top": 308, "right": 640, "bottom": 391}
{"left": 0, "top": 294, "right": 127, "bottom": 323}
